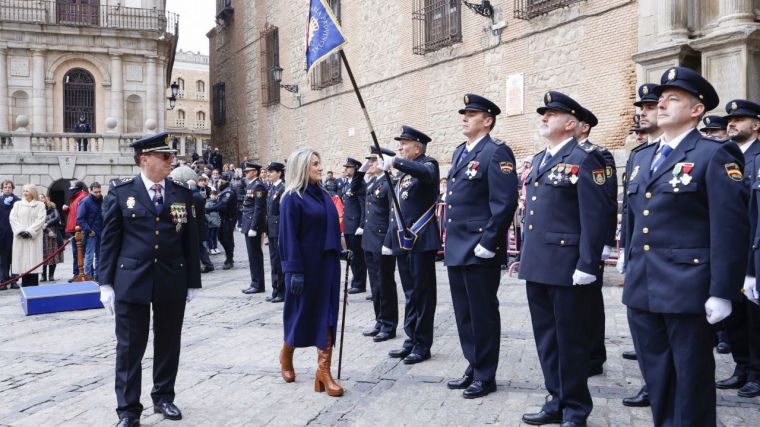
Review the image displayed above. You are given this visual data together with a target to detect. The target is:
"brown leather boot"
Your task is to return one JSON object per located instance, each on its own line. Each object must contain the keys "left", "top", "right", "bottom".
{"left": 280, "top": 343, "right": 295, "bottom": 383}
{"left": 314, "top": 330, "right": 344, "bottom": 397}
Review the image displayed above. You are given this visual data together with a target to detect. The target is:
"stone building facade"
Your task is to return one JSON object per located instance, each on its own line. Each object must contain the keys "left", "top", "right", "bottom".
{"left": 165, "top": 49, "right": 211, "bottom": 158}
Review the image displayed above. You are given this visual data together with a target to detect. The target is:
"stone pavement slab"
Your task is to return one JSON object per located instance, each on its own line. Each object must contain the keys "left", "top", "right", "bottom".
{"left": 1, "top": 233, "right": 758, "bottom": 426}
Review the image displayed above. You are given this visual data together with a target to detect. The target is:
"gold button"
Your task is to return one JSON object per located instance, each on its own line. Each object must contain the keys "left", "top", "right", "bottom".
{"left": 154, "top": 258, "right": 158, "bottom": 263}
{"left": 131, "top": 214, "right": 136, "bottom": 218}
{"left": 644, "top": 244, "right": 651, "bottom": 251}
{"left": 534, "top": 182, "right": 539, "bottom": 187}
{"left": 180, "top": 263, "right": 184, "bottom": 267}
{"left": 532, "top": 196, "right": 537, "bottom": 201}
{"left": 451, "top": 178, "right": 456, "bottom": 182}
{"left": 673, "top": 187, "right": 680, "bottom": 193}
{"left": 155, "top": 217, "right": 160, "bottom": 222}
{"left": 448, "top": 219, "right": 451, "bottom": 223}
{"left": 643, "top": 227, "right": 649, "bottom": 234}
{"left": 155, "top": 230, "right": 160, "bottom": 236}
{"left": 120, "top": 264, "right": 124, "bottom": 268}
{"left": 560, "top": 240, "right": 565, "bottom": 245}
{"left": 448, "top": 205, "right": 452, "bottom": 209}
{"left": 154, "top": 245, "right": 159, "bottom": 250}
{"left": 478, "top": 228, "right": 483, "bottom": 232}
{"left": 645, "top": 192, "right": 652, "bottom": 199}
{"left": 530, "top": 210, "right": 535, "bottom": 216}
{"left": 643, "top": 210, "right": 650, "bottom": 216}
{"left": 528, "top": 224, "right": 533, "bottom": 230}
{"left": 693, "top": 258, "right": 699, "bottom": 264}
{"left": 449, "top": 191, "right": 453, "bottom": 195}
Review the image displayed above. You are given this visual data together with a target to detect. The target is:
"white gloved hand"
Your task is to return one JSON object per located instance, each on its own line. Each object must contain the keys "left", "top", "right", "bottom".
{"left": 743, "top": 276, "right": 759, "bottom": 305}
{"left": 187, "top": 288, "right": 199, "bottom": 303}
{"left": 355, "top": 227, "right": 364, "bottom": 236}
{"left": 381, "top": 246, "right": 393, "bottom": 255}
{"left": 248, "top": 229, "right": 256, "bottom": 237}
{"left": 601, "top": 245, "right": 612, "bottom": 261}
{"left": 99, "top": 285, "right": 115, "bottom": 316}
{"left": 572, "top": 269, "right": 596, "bottom": 286}
{"left": 705, "top": 296, "right": 732, "bottom": 324}
{"left": 616, "top": 250, "right": 625, "bottom": 274}
{"left": 358, "top": 160, "right": 372, "bottom": 173}
{"left": 379, "top": 158, "right": 393, "bottom": 172}
{"left": 474, "top": 244, "right": 496, "bottom": 259}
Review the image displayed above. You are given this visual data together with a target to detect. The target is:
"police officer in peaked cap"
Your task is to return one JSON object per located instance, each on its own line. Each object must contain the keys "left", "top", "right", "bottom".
{"left": 240, "top": 161, "right": 268, "bottom": 294}
{"left": 205, "top": 168, "right": 238, "bottom": 270}
{"left": 265, "top": 162, "right": 286, "bottom": 303}
{"left": 699, "top": 115, "right": 729, "bottom": 141}
{"left": 342, "top": 157, "right": 368, "bottom": 294}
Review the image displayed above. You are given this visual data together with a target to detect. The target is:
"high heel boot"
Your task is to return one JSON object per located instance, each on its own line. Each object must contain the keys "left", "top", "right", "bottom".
{"left": 314, "top": 330, "right": 344, "bottom": 397}
{"left": 280, "top": 343, "right": 295, "bottom": 383}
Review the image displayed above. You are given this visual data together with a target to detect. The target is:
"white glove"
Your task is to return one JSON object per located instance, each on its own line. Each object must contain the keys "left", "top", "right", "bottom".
{"left": 248, "top": 229, "right": 256, "bottom": 237}
{"left": 99, "top": 285, "right": 115, "bottom": 316}
{"left": 601, "top": 245, "right": 612, "bottom": 261}
{"left": 359, "top": 160, "right": 372, "bottom": 173}
{"left": 474, "top": 244, "right": 495, "bottom": 259}
{"left": 743, "top": 276, "right": 759, "bottom": 305}
{"left": 705, "top": 296, "right": 732, "bottom": 324}
{"left": 379, "top": 158, "right": 393, "bottom": 172}
{"left": 187, "top": 288, "right": 199, "bottom": 303}
{"left": 381, "top": 246, "right": 393, "bottom": 255}
{"left": 616, "top": 250, "right": 625, "bottom": 274}
{"left": 572, "top": 269, "right": 596, "bottom": 286}
{"left": 355, "top": 227, "right": 364, "bottom": 236}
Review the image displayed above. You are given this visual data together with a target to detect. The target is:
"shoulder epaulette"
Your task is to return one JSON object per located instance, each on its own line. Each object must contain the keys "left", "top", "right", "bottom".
{"left": 455, "top": 141, "right": 466, "bottom": 149}
{"left": 109, "top": 177, "right": 133, "bottom": 188}
{"left": 578, "top": 142, "right": 598, "bottom": 153}
{"left": 490, "top": 138, "right": 505, "bottom": 146}
{"left": 168, "top": 178, "right": 190, "bottom": 190}
{"left": 630, "top": 142, "right": 652, "bottom": 153}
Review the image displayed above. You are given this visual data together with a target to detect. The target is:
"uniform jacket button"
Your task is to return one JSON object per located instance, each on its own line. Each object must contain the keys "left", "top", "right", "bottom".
{"left": 645, "top": 192, "right": 652, "bottom": 199}
{"left": 155, "top": 230, "right": 160, "bottom": 236}
{"left": 644, "top": 244, "right": 651, "bottom": 251}
{"left": 643, "top": 210, "right": 650, "bottom": 216}
{"left": 478, "top": 228, "right": 483, "bottom": 232}
{"left": 155, "top": 217, "right": 160, "bottom": 222}
{"left": 643, "top": 227, "right": 649, "bottom": 234}
{"left": 534, "top": 182, "right": 539, "bottom": 187}
{"left": 528, "top": 224, "right": 533, "bottom": 230}
{"left": 154, "top": 258, "right": 158, "bottom": 263}
{"left": 692, "top": 259, "right": 699, "bottom": 264}
{"left": 531, "top": 196, "right": 537, "bottom": 201}
{"left": 560, "top": 240, "right": 565, "bottom": 245}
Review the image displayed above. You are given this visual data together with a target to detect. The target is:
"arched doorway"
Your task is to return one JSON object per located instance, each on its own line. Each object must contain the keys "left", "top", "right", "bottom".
{"left": 48, "top": 179, "right": 74, "bottom": 228}
{"left": 63, "top": 68, "right": 96, "bottom": 132}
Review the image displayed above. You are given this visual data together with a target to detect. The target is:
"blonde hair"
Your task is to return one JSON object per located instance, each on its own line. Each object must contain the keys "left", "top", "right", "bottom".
{"left": 22, "top": 183, "right": 39, "bottom": 201}
{"left": 284, "top": 148, "right": 320, "bottom": 197}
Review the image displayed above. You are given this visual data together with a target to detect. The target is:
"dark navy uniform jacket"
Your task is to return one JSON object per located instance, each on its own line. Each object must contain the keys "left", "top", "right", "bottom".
{"left": 342, "top": 174, "right": 366, "bottom": 235}
{"left": 580, "top": 140, "right": 618, "bottom": 247}
{"left": 622, "top": 129, "right": 749, "bottom": 313}
{"left": 444, "top": 134, "right": 519, "bottom": 266}
{"left": 205, "top": 184, "right": 238, "bottom": 220}
{"left": 266, "top": 180, "right": 285, "bottom": 238}
{"left": 360, "top": 174, "right": 392, "bottom": 253}
{"left": 241, "top": 178, "right": 268, "bottom": 234}
{"left": 99, "top": 176, "right": 202, "bottom": 304}
{"left": 518, "top": 138, "right": 609, "bottom": 286}
{"left": 619, "top": 140, "right": 656, "bottom": 250}
{"left": 383, "top": 154, "right": 441, "bottom": 254}
{"left": 742, "top": 139, "right": 760, "bottom": 186}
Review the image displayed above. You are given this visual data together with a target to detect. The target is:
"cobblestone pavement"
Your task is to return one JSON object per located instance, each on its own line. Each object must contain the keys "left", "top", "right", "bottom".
{"left": 1, "top": 233, "right": 758, "bottom": 426}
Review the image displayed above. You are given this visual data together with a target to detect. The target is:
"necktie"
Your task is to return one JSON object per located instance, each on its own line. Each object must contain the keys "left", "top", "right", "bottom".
{"left": 151, "top": 184, "right": 163, "bottom": 214}
{"left": 650, "top": 144, "right": 673, "bottom": 173}
{"left": 457, "top": 147, "right": 469, "bottom": 168}
{"left": 540, "top": 151, "right": 553, "bottom": 172}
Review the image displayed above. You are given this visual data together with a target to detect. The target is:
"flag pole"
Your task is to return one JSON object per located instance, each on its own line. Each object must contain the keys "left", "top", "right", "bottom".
{"left": 338, "top": 49, "right": 409, "bottom": 230}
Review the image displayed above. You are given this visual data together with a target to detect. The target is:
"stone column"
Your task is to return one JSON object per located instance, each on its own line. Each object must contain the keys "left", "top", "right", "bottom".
{"left": 110, "top": 53, "right": 124, "bottom": 132}
{"left": 157, "top": 57, "right": 166, "bottom": 131}
{"left": 31, "top": 49, "right": 46, "bottom": 132}
{"left": 657, "top": 0, "right": 689, "bottom": 42}
{"left": 146, "top": 55, "right": 157, "bottom": 132}
{"left": 179, "top": 135, "right": 186, "bottom": 156}
{"left": 718, "top": 0, "right": 755, "bottom": 26}
{"left": 0, "top": 49, "right": 8, "bottom": 132}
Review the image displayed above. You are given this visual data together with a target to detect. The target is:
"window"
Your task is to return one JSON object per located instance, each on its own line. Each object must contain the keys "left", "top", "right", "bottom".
{"left": 196, "top": 111, "right": 206, "bottom": 129}
{"left": 514, "top": 0, "right": 585, "bottom": 20}
{"left": 196, "top": 80, "right": 206, "bottom": 100}
{"left": 260, "top": 26, "right": 280, "bottom": 106}
{"left": 311, "top": 0, "right": 342, "bottom": 90}
{"left": 177, "top": 77, "right": 185, "bottom": 98}
{"left": 412, "top": 0, "right": 462, "bottom": 55}
{"left": 213, "top": 83, "right": 226, "bottom": 125}
{"left": 176, "top": 109, "right": 186, "bottom": 128}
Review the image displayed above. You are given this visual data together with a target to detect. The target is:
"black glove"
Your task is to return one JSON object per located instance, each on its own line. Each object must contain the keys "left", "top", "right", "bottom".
{"left": 289, "top": 273, "right": 305, "bottom": 296}
{"left": 18, "top": 231, "right": 32, "bottom": 239}
{"left": 340, "top": 249, "right": 354, "bottom": 262}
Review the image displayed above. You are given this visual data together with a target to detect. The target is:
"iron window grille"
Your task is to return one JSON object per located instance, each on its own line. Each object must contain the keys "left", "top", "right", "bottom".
{"left": 514, "top": 0, "right": 585, "bottom": 20}
{"left": 212, "top": 83, "right": 226, "bottom": 125}
{"left": 310, "top": 0, "right": 342, "bottom": 90}
{"left": 63, "top": 68, "right": 95, "bottom": 132}
{"left": 413, "top": 0, "right": 462, "bottom": 55}
{"left": 260, "top": 26, "right": 280, "bottom": 106}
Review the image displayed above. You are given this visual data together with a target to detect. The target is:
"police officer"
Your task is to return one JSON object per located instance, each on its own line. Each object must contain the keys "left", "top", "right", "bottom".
{"left": 622, "top": 67, "right": 748, "bottom": 426}
{"left": 518, "top": 91, "right": 609, "bottom": 426}
{"left": 699, "top": 115, "right": 729, "bottom": 141}
{"left": 265, "top": 161, "right": 286, "bottom": 303}
{"left": 342, "top": 157, "right": 368, "bottom": 294}
{"left": 98, "top": 133, "right": 201, "bottom": 426}
{"left": 205, "top": 173, "right": 238, "bottom": 270}
{"left": 357, "top": 147, "right": 399, "bottom": 342}
{"left": 444, "top": 94, "right": 518, "bottom": 398}
{"left": 240, "top": 162, "right": 268, "bottom": 294}
{"left": 717, "top": 99, "right": 760, "bottom": 398}
{"left": 380, "top": 125, "right": 440, "bottom": 364}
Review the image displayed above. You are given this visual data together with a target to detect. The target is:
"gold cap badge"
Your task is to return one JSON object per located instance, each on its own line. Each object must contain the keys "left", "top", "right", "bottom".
{"left": 667, "top": 68, "right": 676, "bottom": 81}
{"left": 464, "top": 95, "right": 469, "bottom": 104}
{"left": 642, "top": 86, "right": 649, "bottom": 95}
{"left": 731, "top": 101, "right": 738, "bottom": 111}
{"left": 705, "top": 117, "right": 711, "bottom": 125}
{"left": 546, "top": 93, "right": 552, "bottom": 103}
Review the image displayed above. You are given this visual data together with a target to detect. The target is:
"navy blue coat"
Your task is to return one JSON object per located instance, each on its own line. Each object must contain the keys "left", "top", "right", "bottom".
{"left": 205, "top": 184, "right": 237, "bottom": 220}
{"left": 383, "top": 154, "right": 441, "bottom": 254}
{"left": 76, "top": 193, "right": 104, "bottom": 236}
{"left": 518, "top": 139, "right": 609, "bottom": 286}
{"left": 618, "top": 141, "right": 654, "bottom": 250}
{"left": 361, "top": 174, "right": 392, "bottom": 253}
{"left": 241, "top": 178, "right": 268, "bottom": 234}
{"left": 623, "top": 130, "right": 749, "bottom": 313}
{"left": 99, "top": 176, "right": 202, "bottom": 304}
{"left": 581, "top": 140, "right": 618, "bottom": 247}
{"left": 267, "top": 180, "right": 285, "bottom": 238}
{"left": 741, "top": 139, "right": 760, "bottom": 187}
{"left": 279, "top": 183, "right": 342, "bottom": 348}
{"left": 342, "top": 174, "right": 366, "bottom": 235}
{"left": 444, "top": 135, "right": 519, "bottom": 266}
{"left": 0, "top": 194, "right": 20, "bottom": 253}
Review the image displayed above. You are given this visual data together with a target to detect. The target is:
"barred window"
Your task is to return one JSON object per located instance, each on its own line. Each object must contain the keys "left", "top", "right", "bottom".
{"left": 260, "top": 26, "right": 280, "bottom": 106}
{"left": 311, "top": 0, "right": 342, "bottom": 90}
{"left": 514, "top": 0, "right": 585, "bottom": 20}
{"left": 212, "top": 83, "right": 225, "bottom": 125}
{"left": 413, "top": 0, "right": 462, "bottom": 55}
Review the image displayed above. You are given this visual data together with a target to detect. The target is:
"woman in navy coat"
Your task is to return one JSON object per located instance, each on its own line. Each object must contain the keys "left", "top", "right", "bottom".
{"left": 278, "top": 148, "right": 347, "bottom": 397}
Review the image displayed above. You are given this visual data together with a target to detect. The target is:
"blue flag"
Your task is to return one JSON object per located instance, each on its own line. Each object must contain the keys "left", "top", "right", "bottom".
{"left": 305, "top": 0, "right": 348, "bottom": 74}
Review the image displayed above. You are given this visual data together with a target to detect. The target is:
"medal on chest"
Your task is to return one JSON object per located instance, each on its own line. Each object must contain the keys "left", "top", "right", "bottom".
{"left": 465, "top": 161, "right": 480, "bottom": 179}
{"left": 669, "top": 162, "right": 694, "bottom": 188}
{"left": 374, "top": 184, "right": 382, "bottom": 198}
{"left": 170, "top": 202, "right": 188, "bottom": 232}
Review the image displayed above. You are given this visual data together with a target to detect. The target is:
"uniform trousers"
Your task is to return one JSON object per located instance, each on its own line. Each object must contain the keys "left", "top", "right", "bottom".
{"left": 747, "top": 301, "right": 760, "bottom": 382}
{"left": 115, "top": 300, "right": 186, "bottom": 419}
{"left": 365, "top": 251, "right": 398, "bottom": 333}
{"left": 268, "top": 236, "right": 284, "bottom": 298}
{"left": 218, "top": 219, "right": 235, "bottom": 262}
{"left": 526, "top": 281, "right": 593, "bottom": 423}
{"left": 198, "top": 238, "right": 213, "bottom": 270}
{"left": 589, "top": 282, "right": 607, "bottom": 370}
{"left": 344, "top": 233, "right": 366, "bottom": 290}
{"left": 448, "top": 265, "right": 501, "bottom": 381}
{"left": 245, "top": 233, "right": 265, "bottom": 290}
{"left": 396, "top": 250, "right": 436, "bottom": 356}
{"left": 723, "top": 299, "right": 760, "bottom": 379}
{"left": 627, "top": 307, "right": 715, "bottom": 427}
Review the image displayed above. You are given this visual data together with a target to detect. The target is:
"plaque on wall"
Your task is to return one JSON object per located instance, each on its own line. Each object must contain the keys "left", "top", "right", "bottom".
{"left": 10, "top": 57, "right": 30, "bottom": 77}
{"left": 126, "top": 64, "right": 143, "bottom": 82}
{"left": 505, "top": 73, "right": 524, "bottom": 116}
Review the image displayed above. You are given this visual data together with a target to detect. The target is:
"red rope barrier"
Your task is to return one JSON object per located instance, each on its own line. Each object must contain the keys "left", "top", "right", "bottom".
{"left": 0, "top": 237, "right": 73, "bottom": 287}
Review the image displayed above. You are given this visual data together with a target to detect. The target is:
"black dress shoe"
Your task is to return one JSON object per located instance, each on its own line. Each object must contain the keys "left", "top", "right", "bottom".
{"left": 10, "top": 282, "right": 19, "bottom": 289}
{"left": 560, "top": 421, "right": 586, "bottom": 427}
{"left": 242, "top": 287, "right": 264, "bottom": 294}
{"left": 389, "top": 348, "right": 412, "bottom": 359}
{"left": 447, "top": 374, "right": 473, "bottom": 389}
{"left": 222, "top": 261, "right": 233, "bottom": 270}
{"left": 116, "top": 417, "right": 140, "bottom": 427}
{"left": 153, "top": 402, "right": 182, "bottom": 420}
{"left": 521, "top": 410, "right": 563, "bottom": 425}
{"left": 622, "top": 387, "right": 650, "bottom": 407}
{"left": 738, "top": 381, "right": 760, "bottom": 398}
{"left": 463, "top": 380, "right": 496, "bottom": 398}
{"left": 347, "top": 287, "right": 365, "bottom": 294}
{"left": 363, "top": 327, "right": 380, "bottom": 337}
{"left": 270, "top": 296, "right": 284, "bottom": 303}
{"left": 373, "top": 331, "right": 395, "bottom": 342}
{"left": 0, "top": 284, "right": 7, "bottom": 291}
{"left": 622, "top": 351, "right": 637, "bottom": 361}
{"left": 265, "top": 295, "right": 274, "bottom": 302}
{"left": 587, "top": 365, "right": 603, "bottom": 377}
{"left": 365, "top": 294, "right": 373, "bottom": 300}
{"left": 716, "top": 374, "right": 747, "bottom": 389}
{"left": 403, "top": 353, "right": 430, "bottom": 364}
{"left": 200, "top": 266, "right": 214, "bottom": 273}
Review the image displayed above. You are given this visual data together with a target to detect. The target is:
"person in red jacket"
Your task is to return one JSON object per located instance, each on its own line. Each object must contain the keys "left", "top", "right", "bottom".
{"left": 62, "top": 180, "right": 88, "bottom": 279}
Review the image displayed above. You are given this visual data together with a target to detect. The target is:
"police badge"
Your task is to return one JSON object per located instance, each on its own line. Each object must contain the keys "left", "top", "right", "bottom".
{"left": 126, "top": 196, "right": 136, "bottom": 209}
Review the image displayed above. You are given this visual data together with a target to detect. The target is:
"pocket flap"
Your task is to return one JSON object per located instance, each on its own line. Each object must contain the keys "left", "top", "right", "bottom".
{"left": 466, "top": 219, "right": 488, "bottom": 232}
{"left": 118, "top": 257, "right": 139, "bottom": 270}
{"left": 123, "top": 208, "right": 149, "bottom": 218}
{"left": 626, "top": 183, "right": 639, "bottom": 195}
{"left": 544, "top": 232, "right": 580, "bottom": 246}
{"left": 668, "top": 248, "right": 709, "bottom": 265}
{"left": 663, "top": 183, "right": 699, "bottom": 193}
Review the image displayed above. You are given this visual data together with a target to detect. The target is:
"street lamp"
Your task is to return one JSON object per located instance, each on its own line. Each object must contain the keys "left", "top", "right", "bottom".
{"left": 271, "top": 65, "right": 299, "bottom": 94}
{"left": 167, "top": 81, "right": 179, "bottom": 110}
